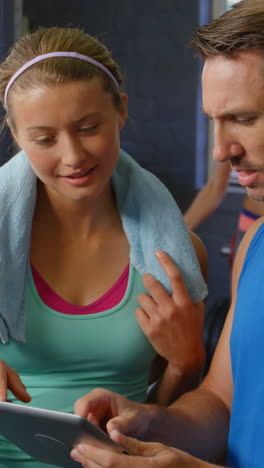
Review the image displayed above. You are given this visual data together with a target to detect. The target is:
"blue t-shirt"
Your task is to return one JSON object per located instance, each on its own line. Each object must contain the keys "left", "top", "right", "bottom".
{"left": 228, "top": 222, "right": 264, "bottom": 468}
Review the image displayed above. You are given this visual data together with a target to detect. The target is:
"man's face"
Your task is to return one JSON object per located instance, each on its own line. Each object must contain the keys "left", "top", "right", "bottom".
{"left": 202, "top": 50, "right": 264, "bottom": 201}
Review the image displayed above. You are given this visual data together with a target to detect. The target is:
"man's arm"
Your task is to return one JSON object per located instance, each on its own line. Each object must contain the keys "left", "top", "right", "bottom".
{"left": 142, "top": 218, "right": 262, "bottom": 462}
{"left": 138, "top": 309, "right": 233, "bottom": 463}
{"left": 73, "top": 219, "right": 261, "bottom": 467}
{"left": 184, "top": 161, "right": 231, "bottom": 230}
{"left": 71, "top": 433, "right": 223, "bottom": 467}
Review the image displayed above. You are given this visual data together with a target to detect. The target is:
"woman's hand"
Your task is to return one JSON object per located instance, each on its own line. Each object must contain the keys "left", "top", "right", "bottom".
{"left": 0, "top": 360, "right": 31, "bottom": 402}
{"left": 136, "top": 250, "right": 205, "bottom": 374}
{"left": 71, "top": 431, "right": 218, "bottom": 468}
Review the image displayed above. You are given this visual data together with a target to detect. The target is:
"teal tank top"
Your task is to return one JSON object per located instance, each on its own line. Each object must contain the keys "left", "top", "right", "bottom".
{"left": 0, "top": 264, "right": 156, "bottom": 467}
{"left": 228, "top": 222, "right": 264, "bottom": 468}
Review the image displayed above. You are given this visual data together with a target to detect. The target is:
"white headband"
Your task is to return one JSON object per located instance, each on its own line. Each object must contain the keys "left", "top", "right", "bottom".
{"left": 4, "top": 51, "right": 120, "bottom": 107}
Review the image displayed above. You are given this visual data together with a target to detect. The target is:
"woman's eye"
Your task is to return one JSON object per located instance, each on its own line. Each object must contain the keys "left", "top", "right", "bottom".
{"left": 34, "top": 136, "right": 54, "bottom": 145}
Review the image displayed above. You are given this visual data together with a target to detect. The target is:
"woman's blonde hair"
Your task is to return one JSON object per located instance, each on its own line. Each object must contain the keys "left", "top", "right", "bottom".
{"left": 0, "top": 27, "right": 124, "bottom": 114}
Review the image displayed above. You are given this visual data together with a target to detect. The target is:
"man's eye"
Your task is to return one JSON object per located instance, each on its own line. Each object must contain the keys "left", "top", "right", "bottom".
{"left": 79, "top": 125, "right": 98, "bottom": 133}
{"left": 235, "top": 116, "right": 256, "bottom": 125}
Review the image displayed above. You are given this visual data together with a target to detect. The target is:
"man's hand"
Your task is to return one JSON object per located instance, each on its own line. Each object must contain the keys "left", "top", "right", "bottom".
{"left": 74, "top": 388, "right": 155, "bottom": 438}
{"left": 71, "top": 431, "right": 220, "bottom": 468}
{"left": 0, "top": 360, "right": 31, "bottom": 402}
{"left": 136, "top": 250, "right": 205, "bottom": 373}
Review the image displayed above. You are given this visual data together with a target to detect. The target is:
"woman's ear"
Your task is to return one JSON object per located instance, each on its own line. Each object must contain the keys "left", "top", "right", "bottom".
{"left": 118, "top": 93, "right": 128, "bottom": 130}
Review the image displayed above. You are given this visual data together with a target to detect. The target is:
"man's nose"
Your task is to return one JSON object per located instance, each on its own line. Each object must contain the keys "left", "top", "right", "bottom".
{"left": 212, "top": 123, "right": 244, "bottom": 162}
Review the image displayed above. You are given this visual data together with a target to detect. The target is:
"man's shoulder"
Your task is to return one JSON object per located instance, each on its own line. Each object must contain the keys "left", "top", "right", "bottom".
{"left": 240, "top": 216, "right": 264, "bottom": 252}
{"left": 231, "top": 217, "right": 264, "bottom": 293}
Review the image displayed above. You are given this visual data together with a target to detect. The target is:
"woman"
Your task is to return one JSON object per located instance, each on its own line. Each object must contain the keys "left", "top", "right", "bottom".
{"left": 0, "top": 27, "right": 207, "bottom": 466}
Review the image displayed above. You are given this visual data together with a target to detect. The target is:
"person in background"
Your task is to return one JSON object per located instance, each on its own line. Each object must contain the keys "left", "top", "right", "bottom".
{"left": 184, "top": 158, "right": 264, "bottom": 265}
{"left": 69, "top": 1, "right": 264, "bottom": 467}
{"left": 0, "top": 26, "right": 207, "bottom": 467}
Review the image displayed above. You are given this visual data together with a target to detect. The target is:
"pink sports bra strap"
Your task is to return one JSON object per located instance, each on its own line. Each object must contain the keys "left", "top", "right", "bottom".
{"left": 238, "top": 210, "right": 259, "bottom": 233}
{"left": 31, "top": 264, "right": 129, "bottom": 315}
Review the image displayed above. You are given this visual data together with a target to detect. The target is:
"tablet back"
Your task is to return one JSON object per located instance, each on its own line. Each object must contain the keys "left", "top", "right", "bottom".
{"left": 0, "top": 402, "right": 128, "bottom": 467}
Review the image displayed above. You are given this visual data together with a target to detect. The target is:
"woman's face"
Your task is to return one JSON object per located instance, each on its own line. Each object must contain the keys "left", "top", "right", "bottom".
{"left": 9, "top": 78, "right": 127, "bottom": 204}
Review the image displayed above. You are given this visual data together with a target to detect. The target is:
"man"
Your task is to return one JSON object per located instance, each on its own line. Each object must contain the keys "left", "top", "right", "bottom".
{"left": 70, "top": 1, "right": 264, "bottom": 466}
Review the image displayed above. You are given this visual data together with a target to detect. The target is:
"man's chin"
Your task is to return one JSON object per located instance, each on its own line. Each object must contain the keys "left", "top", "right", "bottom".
{"left": 246, "top": 187, "right": 264, "bottom": 202}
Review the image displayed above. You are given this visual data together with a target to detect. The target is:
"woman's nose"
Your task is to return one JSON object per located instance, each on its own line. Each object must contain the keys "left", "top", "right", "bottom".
{"left": 61, "top": 135, "right": 87, "bottom": 168}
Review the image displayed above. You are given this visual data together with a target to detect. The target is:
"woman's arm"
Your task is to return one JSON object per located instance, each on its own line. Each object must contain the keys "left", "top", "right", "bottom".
{"left": 146, "top": 234, "right": 207, "bottom": 405}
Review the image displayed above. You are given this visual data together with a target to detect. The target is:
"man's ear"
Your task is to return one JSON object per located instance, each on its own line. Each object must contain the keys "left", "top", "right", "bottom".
{"left": 118, "top": 93, "right": 128, "bottom": 130}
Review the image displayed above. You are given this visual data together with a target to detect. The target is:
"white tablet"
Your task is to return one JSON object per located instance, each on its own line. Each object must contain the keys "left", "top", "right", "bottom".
{"left": 0, "top": 401, "right": 131, "bottom": 467}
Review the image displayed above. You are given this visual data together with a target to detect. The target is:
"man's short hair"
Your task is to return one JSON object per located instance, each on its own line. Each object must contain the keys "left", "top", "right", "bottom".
{"left": 191, "top": 0, "right": 264, "bottom": 58}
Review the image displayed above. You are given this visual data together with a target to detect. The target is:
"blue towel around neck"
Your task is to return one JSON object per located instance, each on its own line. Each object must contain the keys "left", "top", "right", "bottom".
{"left": 0, "top": 149, "right": 207, "bottom": 344}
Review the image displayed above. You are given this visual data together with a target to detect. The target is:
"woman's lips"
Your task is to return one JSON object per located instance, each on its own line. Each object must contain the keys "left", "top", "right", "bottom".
{"left": 61, "top": 167, "right": 95, "bottom": 186}
{"left": 66, "top": 168, "right": 92, "bottom": 178}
